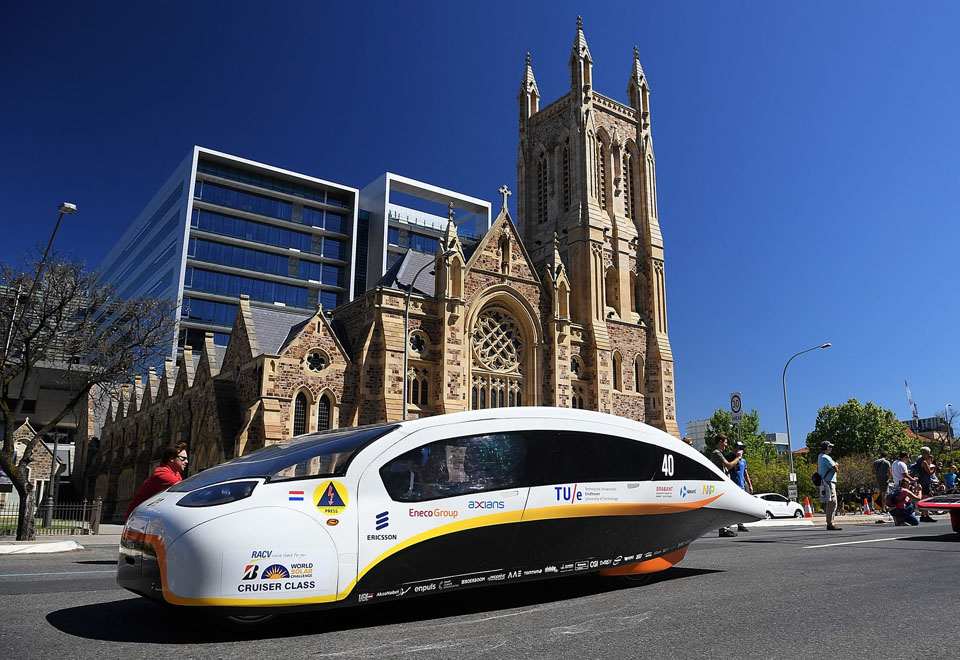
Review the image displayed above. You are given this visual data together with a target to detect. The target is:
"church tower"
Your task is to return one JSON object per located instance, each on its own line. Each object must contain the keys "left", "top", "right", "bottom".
{"left": 517, "top": 17, "right": 679, "bottom": 436}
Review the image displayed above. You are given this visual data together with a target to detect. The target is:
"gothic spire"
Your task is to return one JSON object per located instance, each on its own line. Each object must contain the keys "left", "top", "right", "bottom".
{"left": 518, "top": 51, "right": 540, "bottom": 121}
{"left": 569, "top": 15, "right": 594, "bottom": 98}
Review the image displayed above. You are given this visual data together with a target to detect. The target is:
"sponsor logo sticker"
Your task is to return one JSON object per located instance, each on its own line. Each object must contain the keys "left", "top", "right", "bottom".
{"left": 359, "top": 592, "right": 373, "bottom": 602}
{"left": 375, "top": 511, "right": 389, "bottom": 530}
{"left": 408, "top": 508, "right": 459, "bottom": 519}
{"left": 468, "top": 500, "right": 506, "bottom": 510}
{"left": 702, "top": 484, "right": 716, "bottom": 495}
{"left": 288, "top": 490, "right": 304, "bottom": 502}
{"left": 314, "top": 481, "right": 349, "bottom": 516}
{"left": 655, "top": 485, "right": 674, "bottom": 499}
{"left": 555, "top": 484, "right": 620, "bottom": 504}
{"left": 544, "top": 565, "right": 558, "bottom": 574}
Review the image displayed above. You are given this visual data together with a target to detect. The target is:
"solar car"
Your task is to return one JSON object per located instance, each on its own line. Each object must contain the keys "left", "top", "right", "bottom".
{"left": 118, "top": 407, "right": 765, "bottom": 619}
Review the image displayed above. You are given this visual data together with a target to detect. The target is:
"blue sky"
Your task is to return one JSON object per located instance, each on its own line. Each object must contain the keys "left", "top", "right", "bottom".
{"left": 2, "top": 2, "right": 957, "bottom": 447}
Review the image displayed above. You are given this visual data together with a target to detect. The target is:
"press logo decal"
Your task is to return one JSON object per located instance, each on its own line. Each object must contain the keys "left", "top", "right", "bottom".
{"left": 314, "top": 480, "right": 349, "bottom": 516}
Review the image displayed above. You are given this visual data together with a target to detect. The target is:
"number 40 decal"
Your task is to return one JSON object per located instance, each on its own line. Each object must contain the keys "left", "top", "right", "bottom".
{"left": 661, "top": 453, "right": 675, "bottom": 476}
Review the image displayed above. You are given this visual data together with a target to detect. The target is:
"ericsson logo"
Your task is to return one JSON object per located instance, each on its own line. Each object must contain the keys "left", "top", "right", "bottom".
{"left": 375, "top": 511, "right": 389, "bottom": 530}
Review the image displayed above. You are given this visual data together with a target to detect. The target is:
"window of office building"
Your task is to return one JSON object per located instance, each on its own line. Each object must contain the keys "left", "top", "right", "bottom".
{"left": 194, "top": 180, "right": 293, "bottom": 221}
{"left": 184, "top": 267, "right": 308, "bottom": 308}
{"left": 192, "top": 209, "right": 315, "bottom": 253}
{"left": 188, "top": 238, "right": 289, "bottom": 277}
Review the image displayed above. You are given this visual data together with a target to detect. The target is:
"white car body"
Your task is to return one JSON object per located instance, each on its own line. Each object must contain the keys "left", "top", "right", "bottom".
{"left": 119, "top": 408, "right": 765, "bottom": 614}
{"left": 755, "top": 493, "right": 804, "bottom": 518}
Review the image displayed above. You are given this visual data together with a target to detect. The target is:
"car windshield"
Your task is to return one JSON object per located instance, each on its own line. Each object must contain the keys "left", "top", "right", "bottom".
{"left": 168, "top": 423, "right": 399, "bottom": 492}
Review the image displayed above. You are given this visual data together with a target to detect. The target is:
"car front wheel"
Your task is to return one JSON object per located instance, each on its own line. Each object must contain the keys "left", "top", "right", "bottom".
{"left": 764, "top": 511, "right": 774, "bottom": 519}
{"left": 794, "top": 509, "right": 804, "bottom": 518}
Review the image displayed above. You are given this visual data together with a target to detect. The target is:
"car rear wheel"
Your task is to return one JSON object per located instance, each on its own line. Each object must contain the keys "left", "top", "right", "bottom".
{"left": 225, "top": 613, "right": 277, "bottom": 626}
{"left": 764, "top": 511, "right": 774, "bottom": 519}
{"left": 615, "top": 573, "right": 654, "bottom": 587}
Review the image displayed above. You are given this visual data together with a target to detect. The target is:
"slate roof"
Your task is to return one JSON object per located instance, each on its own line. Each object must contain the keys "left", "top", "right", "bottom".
{"left": 248, "top": 305, "right": 314, "bottom": 355}
{"left": 374, "top": 250, "right": 436, "bottom": 297}
{"left": 213, "top": 344, "right": 227, "bottom": 370}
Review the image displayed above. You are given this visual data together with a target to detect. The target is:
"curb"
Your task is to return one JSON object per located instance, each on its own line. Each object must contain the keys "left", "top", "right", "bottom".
{"left": 0, "top": 541, "right": 85, "bottom": 555}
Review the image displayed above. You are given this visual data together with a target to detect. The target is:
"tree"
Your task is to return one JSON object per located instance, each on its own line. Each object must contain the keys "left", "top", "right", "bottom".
{"left": 805, "top": 398, "right": 919, "bottom": 459}
{"left": 0, "top": 254, "right": 176, "bottom": 540}
{"left": 703, "top": 408, "right": 779, "bottom": 464}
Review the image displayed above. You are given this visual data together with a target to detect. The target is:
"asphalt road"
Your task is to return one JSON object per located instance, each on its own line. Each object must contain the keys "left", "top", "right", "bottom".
{"left": 1, "top": 520, "right": 958, "bottom": 660}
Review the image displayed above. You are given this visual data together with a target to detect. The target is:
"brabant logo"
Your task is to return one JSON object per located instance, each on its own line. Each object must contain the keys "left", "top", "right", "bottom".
{"left": 555, "top": 485, "right": 583, "bottom": 503}
{"left": 313, "top": 480, "right": 349, "bottom": 516}
{"left": 375, "top": 511, "right": 389, "bottom": 530}
{"left": 468, "top": 500, "right": 506, "bottom": 510}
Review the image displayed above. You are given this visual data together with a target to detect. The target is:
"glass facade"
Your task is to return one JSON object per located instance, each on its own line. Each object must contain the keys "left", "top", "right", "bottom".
{"left": 188, "top": 238, "right": 289, "bottom": 277}
{"left": 184, "top": 266, "right": 309, "bottom": 308}
{"left": 182, "top": 297, "right": 238, "bottom": 328}
{"left": 319, "top": 291, "right": 341, "bottom": 311}
{"left": 194, "top": 180, "right": 293, "bottom": 221}
{"left": 119, "top": 242, "right": 178, "bottom": 299}
{"left": 100, "top": 185, "right": 183, "bottom": 284}
{"left": 298, "top": 261, "right": 344, "bottom": 287}
{"left": 192, "top": 209, "right": 315, "bottom": 253}
{"left": 387, "top": 226, "right": 438, "bottom": 254}
{"left": 302, "top": 207, "right": 347, "bottom": 233}
{"left": 198, "top": 159, "right": 350, "bottom": 208}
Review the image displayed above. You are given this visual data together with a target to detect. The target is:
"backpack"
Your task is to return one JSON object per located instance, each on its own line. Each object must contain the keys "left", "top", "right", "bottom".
{"left": 885, "top": 490, "right": 898, "bottom": 509}
{"left": 812, "top": 472, "right": 822, "bottom": 487}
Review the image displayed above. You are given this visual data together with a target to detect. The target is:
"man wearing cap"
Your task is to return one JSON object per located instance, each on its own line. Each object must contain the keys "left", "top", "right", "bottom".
{"left": 818, "top": 440, "right": 841, "bottom": 530}
{"left": 710, "top": 434, "right": 744, "bottom": 537}
{"left": 728, "top": 441, "right": 753, "bottom": 531}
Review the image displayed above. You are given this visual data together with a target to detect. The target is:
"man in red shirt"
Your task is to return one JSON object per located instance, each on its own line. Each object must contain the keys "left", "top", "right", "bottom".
{"left": 124, "top": 444, "right": 188, "bottom": 520}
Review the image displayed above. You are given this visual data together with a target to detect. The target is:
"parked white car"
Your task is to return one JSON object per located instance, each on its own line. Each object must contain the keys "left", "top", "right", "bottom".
{"left": 754, "top": 493, "right": 804, "bottom": 518}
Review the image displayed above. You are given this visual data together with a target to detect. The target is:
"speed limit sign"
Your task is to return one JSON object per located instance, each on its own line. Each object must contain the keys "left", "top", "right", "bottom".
{"left": 730, "top": 392, "right": 742, "bottom": 425}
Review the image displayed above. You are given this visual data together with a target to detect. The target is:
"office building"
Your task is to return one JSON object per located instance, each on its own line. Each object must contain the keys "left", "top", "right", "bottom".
{"left": 357, "top": 173, "right": 490, "bottom": 292}
{"left": 97, "top": 147, "right": 359, "bottom": 354}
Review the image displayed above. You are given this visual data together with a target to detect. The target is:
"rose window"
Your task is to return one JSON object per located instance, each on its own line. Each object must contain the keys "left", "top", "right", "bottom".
{"left": 472, "top": 308, "right": 523, "bottom": 373}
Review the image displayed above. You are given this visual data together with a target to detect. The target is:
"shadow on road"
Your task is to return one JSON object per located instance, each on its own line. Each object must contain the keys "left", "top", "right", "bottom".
{"left": 46, "top": 566, "right": 721, "bottom": 643}
{"left": 73, "top": 560, "right": 117, "bottom": 565}
{"left": 896, "top": 532, "right": 960, "bottom": 543}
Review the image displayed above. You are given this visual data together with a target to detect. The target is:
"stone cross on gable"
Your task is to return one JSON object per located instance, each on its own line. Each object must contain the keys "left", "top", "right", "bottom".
{"left": 498, "top": 185, "right": 512, "bottom": 211}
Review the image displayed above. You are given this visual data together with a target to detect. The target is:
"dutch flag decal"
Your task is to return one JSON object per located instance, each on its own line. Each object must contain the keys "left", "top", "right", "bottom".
{"left": 289, "top": 490, "right": 305, "bottom": 502}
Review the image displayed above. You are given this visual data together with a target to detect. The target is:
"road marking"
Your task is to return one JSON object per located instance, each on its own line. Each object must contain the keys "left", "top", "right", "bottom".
{"left": 803, "top": 537, "right": 903, "bottom": 549}
{"left": 0, "top": 570, "right": 115, "bottom": 578}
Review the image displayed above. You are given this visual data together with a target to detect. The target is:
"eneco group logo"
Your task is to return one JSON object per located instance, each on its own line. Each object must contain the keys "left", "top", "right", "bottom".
{"left": 313, "top": 480, "right": 349, "bottom": 516}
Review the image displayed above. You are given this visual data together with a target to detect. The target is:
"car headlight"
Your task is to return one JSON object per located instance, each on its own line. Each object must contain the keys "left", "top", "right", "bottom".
{"left": 176, "top": 481, "right": 258, "bottom": 507}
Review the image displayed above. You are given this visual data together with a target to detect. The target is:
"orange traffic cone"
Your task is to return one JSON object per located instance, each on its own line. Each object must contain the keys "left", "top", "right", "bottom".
{"left": 803, "top": 497, "right": 814, "bottom": 518}
{"left": 863, "top": 498, "right": 871, "bottom": 515}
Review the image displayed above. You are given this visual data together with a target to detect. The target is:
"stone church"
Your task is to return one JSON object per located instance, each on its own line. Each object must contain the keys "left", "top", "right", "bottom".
{"left": 82, "top": 20, "right": 679, "bottom": 521}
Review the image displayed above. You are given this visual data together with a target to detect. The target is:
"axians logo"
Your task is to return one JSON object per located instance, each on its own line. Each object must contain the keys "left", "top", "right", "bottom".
{"left": 468, "top": 500, "right": 506, "bottom": 509}
{"left": 679, "top": 485, "right": 698, "bottom": 498}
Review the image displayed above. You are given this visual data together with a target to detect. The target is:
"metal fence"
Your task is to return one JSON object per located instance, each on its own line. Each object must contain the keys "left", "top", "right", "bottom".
{"left": 0, "top": 498, "right": 102, "bottom": 537}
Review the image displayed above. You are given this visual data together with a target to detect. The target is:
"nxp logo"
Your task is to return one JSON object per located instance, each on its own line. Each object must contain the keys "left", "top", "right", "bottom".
{"left": 702, "top": 485, "right": 716, "bottom": 495}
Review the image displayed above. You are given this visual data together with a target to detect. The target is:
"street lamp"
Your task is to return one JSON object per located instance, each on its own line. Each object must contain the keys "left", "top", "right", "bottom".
{"left": 945, "top": 403, "right": 954, "bottom": 448}
{"left": 22, "top": 201, "right": 77, "bottom": 528}
{"left": 402, "top": 249, "right": 456, "bottom": 420}
{"left": 782, "top": 342, "right": 831, "bottom": 493}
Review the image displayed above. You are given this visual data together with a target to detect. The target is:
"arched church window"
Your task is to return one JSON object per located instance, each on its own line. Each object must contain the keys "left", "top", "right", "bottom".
{"left": 597, "top": 138, "right": 607, "bottom": 210}
{"left": 562, "top": 143, "right": 571, "bottom": 212}
{"left": 537, "top": 156, "right": 547, "bottom": 224}
{"left": 634, "top": 356, "right": 643, "bottom": 393}
{"left": 317, "top": 394, "right": 331, "bottom": 431}
{"left": 624, "top": 151, "right": 636, "bottom": 221}
{"left": 293, "top": 393, "right": 307, "bottom": 436}
{"left": 471, "top": 307, "right": 526, "bottom": 410}
{"left": 612, "top": 352, "right": 622, "bottom": 391}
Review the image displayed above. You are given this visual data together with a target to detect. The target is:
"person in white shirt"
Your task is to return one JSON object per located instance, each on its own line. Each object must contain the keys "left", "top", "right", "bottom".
{"left": 891, "top": 450, "right": 914, "bottom": 488}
